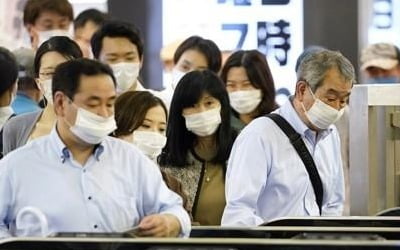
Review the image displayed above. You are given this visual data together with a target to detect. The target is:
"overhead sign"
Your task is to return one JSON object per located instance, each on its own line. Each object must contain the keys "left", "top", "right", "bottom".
{"left": 163, "top": 0, "right": 304, "bottom": 104}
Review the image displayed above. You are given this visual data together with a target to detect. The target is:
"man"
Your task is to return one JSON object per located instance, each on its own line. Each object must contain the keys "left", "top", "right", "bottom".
{"left": 11, "top": 48, "right": 41, "bottom": 115}
{"left": 23, "top": 0, "right": 73, "bottom": 50}
{"left": 0, "top": 47, "right": 18, "bottom": 130}
{"left": 74, "top": 9, "right": 108, "bottom": 58}
{"left": 222, "top": 50, "right": 355, "bottom": 226}
{"left": 360, "top": 42, "right": 400, "bottom": 83}
{"left": 91, "top": 21, "right": 149, "bottom": 94}
{"left": 0, "top": 59, "right": 190, "bottom": 237}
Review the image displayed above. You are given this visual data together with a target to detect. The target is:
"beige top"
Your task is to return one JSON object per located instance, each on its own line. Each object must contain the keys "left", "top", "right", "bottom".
{"left": 29, "top": 105, "right": 56, "bottom": 141}
{"left": 192, "top": 139, "right": 226, "bottom": 225}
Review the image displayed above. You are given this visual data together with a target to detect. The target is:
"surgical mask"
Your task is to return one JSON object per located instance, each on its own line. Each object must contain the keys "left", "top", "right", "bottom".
{"left": 110, "top": 62, "right": 140, "bottom": 94}
{"left": 183, "top": 107, "right": 221, "bottom": 137}
{"left": 39, "top": 79, "right": 53, "bottom": 105}
{"left": 68, "top": 105, "right": 117, "bottom": 144}
{"left": 229, "top": 89, "right": 262, "bottom": 114}
{"left": 15, "top": 206, "right": 50, "bottom": 237}
{"left": 302, "top": 87, "right": 345, "bottom": 130}
{"left": 171, "top": 68, "right": 186, "bottom": 89}
{"left": 132, "top": 130, "right": 167, "bottom": 160}
{"left": 366, "top": 76, "right": 400, "bottom": 84}
{"left": 37, "top": 29, "right": 71, "bottom": 48}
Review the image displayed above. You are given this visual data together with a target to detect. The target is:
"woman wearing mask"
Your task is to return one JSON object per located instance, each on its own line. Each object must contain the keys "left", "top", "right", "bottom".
{"left": 161, "top": 36, "right": 222, "bottom": 106}
{"left": 3, "top": 36, "right": 82, "bottom": 154}
{"left": 220, "top": 50, "right": 278, "bottom": 131}
{"left": 159, "top": 70, "right": 237, "bottom": 225}
{"left": 112, "top": 91, "right": 190, "bottom": 215}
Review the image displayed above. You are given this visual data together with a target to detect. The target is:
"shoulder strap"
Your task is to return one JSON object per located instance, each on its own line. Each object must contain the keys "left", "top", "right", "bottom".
{"left": 267, "top": 113, "right": 323, "bottom": 215}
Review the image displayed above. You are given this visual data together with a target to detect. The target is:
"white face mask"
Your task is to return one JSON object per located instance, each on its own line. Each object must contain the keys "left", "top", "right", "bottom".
{"left": 229, "top": 89, "right": 262, "bottom": 114}
{"left": 39, "top": 79, "right": 53, "bottom": 105}
{"left": 69, "top": 106, "right": 117, "bottom": 144}
{"left": 110, "top": 62, "right": 140, "bottom": 94}
{"left": 302, "top": 87, "right": 345, "bottom": 130}
{"left": 37, "top": 29, "right": 71, "bottom": 48}
{"left": 171, "top": 68, "right": 186, "bottom": 89}
{"left": 183, "top": 107, "right": 221, "bottom": 137}
{"left": 132, "top": 130, "right": 167, "bottom": 160}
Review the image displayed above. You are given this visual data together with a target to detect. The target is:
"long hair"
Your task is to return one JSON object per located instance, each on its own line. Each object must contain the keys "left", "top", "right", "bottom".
{"left": 220, "top": 50, "right": 278, "bottom": 118}
{"left": 158, "top": 70, "right": 236, "bottom": 167}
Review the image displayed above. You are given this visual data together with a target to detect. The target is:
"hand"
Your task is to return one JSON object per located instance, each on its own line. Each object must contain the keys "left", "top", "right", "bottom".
{"left": 137, "top": 214, "right": 181, "bottom": 237}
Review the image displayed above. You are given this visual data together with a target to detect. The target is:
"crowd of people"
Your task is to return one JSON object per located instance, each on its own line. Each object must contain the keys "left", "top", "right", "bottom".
{"left": 0, "top": 0, "right": 399, "bottom": 239}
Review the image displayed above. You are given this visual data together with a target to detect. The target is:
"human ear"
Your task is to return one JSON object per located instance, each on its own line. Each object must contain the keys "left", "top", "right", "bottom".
{"left": 295, "top": 80, "right": 308, "bottom": 102}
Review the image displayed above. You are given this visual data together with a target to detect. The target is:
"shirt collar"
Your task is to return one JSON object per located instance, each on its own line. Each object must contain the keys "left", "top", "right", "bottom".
{"left": 278, "top": 96, "right": 333, "bottom": 139}
{"left": 49, "top": 126, "right": 105, "bottom": 164}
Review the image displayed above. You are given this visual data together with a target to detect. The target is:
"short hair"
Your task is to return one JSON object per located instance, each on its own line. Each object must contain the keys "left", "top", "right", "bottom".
{"left": 0, "top": 47, "right": 18, "bottom": 95}
{"left": 158, "top": 70, "right": 237, "bottom": 167}
{"left": 295, "top": 46, "right": 326, "bottom": 73}
{"left": 297, "top": 49, "right": 356, "bottom": 92}
{"left": 23, "top": 0, "right": 73, "bottom": 26}
{"left": 34, "top": 36, "right": 83, "bottom": 78}
{"left": 74, "top": 9, "right": 109, "bottom": 30}
{"left": 52, "top": 58, "right": 116, "bottom": 100}
{"left": 114, "top": 91, "right": 167, "bottom": 137}
{"left": 91, "top": 21, "right": 144, "bottom": 60}
{"left": 220, "top": 50, "right": 278, "bottom": 118}
{"left": 173, "top": 36, "right": 222, "bottom": 73}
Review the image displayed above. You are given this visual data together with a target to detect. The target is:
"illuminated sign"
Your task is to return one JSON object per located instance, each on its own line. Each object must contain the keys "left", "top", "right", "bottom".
{"left": 163, "top": 0, "right": 304, "bottom": 103}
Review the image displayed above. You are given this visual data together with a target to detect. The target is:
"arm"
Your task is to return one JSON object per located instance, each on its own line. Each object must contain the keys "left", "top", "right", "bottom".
{"left": 221, "top": 125, "right": 271, "bottom": 226}
{"left": 322, "top": 130, "right": 345, "bottom": 215}
{"left": 2, "top": 120, "right": 17, "bottom": 156}
{"left": 138, "top": 157, "right": 191, "bottom": 237}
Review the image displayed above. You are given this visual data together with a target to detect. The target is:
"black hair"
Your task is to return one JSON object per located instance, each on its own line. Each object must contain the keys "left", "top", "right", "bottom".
{"left": 220, "top": 50, "right": 278, "bottom": 118}
{"left": 0, "top": 47, "right": 18, "bottom": 95}
{"left": 52, "top": 58, "right": 116, "bottom": 100}
{"left": 173, "top": 36, "right": 222, "bottom": 73}
{"left": 34, "top": 36, "right": 83, "bottom": 78}
{"left": 74, "top": 8, "right": 108, "bottom": 30}
{"left": 158, "top": 70, "right": 236, "bottom": 167}
{"left": 91, "top": 21, "right": 143, "bottom": 60}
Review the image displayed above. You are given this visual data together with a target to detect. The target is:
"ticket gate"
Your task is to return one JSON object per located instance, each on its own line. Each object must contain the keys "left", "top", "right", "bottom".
{"left": 349, "top": 84, "right": 400, "bottom": 215}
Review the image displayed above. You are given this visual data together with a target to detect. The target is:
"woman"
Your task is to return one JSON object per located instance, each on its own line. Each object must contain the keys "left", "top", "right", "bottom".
{"left": 113, "top": 91, "right": 190, "bottom": 215}
{"left": 220, "top": 50, "right": 278, "bottom": 131}
{"left": 159, "top": 70, "right": 236, "bottom": 225}
{"left": 3, "top": 36, "right": 82, "bottom": 154}
{"left": 161, "top": 36, "right": 222, "bottom": 105}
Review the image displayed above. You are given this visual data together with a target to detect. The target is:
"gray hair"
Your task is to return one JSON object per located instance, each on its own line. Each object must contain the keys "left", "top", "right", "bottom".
{"left": 296, "top": 49, "right": 356, "bottom": 91}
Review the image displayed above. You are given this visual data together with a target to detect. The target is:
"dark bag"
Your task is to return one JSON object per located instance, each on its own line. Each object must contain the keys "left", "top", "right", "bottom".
{"left": 267, "top": 113, "right": 323, "bottom": 215}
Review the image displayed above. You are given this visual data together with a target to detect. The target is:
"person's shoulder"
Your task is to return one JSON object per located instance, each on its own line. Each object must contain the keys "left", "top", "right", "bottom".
{"left": 241, "top": 115, "right": 279, "bottom": 135}
{"left": 102, "top": 136, "right": 147, "bottom": 159}
{"left": 0, "top": 135, "right": 49, "bottom": 167}
{"left": 4, "top": 110, "right": 42, "bottom": 131}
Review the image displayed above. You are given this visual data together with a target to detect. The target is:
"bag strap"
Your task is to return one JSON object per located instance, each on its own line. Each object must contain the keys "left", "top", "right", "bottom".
{"left": 267, "top": 113, "right": 323, "bottom": 215}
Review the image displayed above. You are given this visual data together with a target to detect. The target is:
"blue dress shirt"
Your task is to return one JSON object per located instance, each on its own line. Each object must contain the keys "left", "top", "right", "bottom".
{"left": 0, "top": 128, "right": 191, "bottom": 237}
{"left": 221, "top": 98, "right": 344, "bottom": 226}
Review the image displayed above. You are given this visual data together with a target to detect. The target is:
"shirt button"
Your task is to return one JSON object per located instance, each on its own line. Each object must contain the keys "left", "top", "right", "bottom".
{"left": 94, "top": 225, "right": 98, "bottom": 229}
{"left": 83, "top": 169, "right": 86, "bottom": 173}
{"left": 88, "top": 196, "right": 92, "bottom": 200}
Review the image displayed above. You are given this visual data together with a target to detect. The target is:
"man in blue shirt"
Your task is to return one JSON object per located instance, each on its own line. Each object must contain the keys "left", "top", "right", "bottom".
{"left": 222, "top": 49, "right": 355, "bottom": 226}
{"left": 0, "top": 58, "right": 190, "bottom": 237}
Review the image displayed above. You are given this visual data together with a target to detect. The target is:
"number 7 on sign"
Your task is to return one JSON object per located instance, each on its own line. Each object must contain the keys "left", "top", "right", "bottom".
{"left": 222, "top": 23, "right": 248, "bottom": 49}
